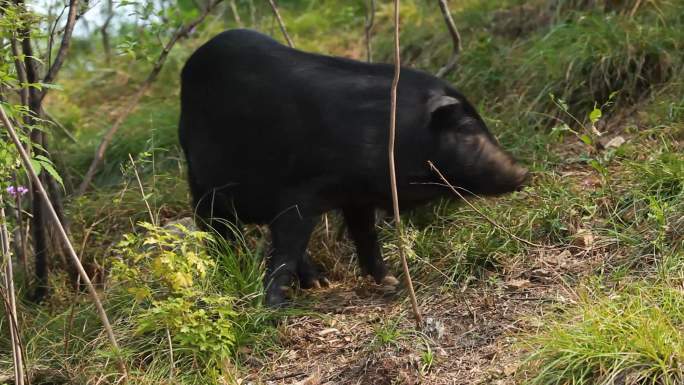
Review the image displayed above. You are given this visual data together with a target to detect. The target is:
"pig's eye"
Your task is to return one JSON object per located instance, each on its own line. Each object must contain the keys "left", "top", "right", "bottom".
{"left": 454, "top": 116, "right": 480, "bottom": 133}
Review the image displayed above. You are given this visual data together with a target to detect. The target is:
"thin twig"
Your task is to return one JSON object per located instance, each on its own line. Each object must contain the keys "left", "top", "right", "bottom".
{"left": 11, "top": 173, "right": 28, "bottom": 277}
{"left": 76, "top": 0, "right": 224, "bottom": 196}
{"left": 364, "top": 0, "right": 375, "bottom": 62}
{"left": 166, "top": 328, "right": 175, "bottom": 380}
{"left": 1, "top": 196, "right": 25, "bottom": 385}
{"left": 435, "top": 0, "right": 462, "bottom": 78}
{"left": 267, "top": 0, "right": 295, "bottom": 48}
{"left": 0, "top": 288, "right": 28, "bottom": 385}
{"left": 428, "top": 161, "right": 546, "bottom": 248}
{"left": 388, "top": 0, "right": 422, "bottom": 328}
{"left": 46, "top": 4, "right": 68, "bottom": 73}
{"left": 229, "top": 0, "right": 243, "bottom": 27}
{"left": 42, "top": 107, "right": 77, "bottom": 143}
{"left": 629, "top": 0, "right": 643, "bottom": 18}
{"left": 128, "top": 154, "right": 156, "bottom": 226}
{"left": 0, "top": 104, "right": 128, "bottom": 379}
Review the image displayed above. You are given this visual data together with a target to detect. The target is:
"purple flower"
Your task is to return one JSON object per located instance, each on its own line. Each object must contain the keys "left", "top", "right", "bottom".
{"left": 6, "top": 186, "right": 28, "bottom": 198}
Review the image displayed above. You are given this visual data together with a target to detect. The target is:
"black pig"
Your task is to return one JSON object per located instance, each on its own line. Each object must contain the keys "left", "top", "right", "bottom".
{"left": 179, "top": 29, "right": 528, "bottom": 306}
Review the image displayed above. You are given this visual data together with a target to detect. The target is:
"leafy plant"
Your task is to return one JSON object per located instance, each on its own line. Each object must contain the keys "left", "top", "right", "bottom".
{"left": 111, "top": 222, "right": 239, "bottom": 365}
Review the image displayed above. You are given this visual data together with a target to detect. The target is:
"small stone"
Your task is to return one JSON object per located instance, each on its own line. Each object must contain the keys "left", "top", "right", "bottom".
{"left": 423, "top": 317, "right": 446, "bottom": 340}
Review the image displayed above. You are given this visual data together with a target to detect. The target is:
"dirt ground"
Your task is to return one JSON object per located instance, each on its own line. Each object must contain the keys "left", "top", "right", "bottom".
{"left": 239, "top": 237, "right": 603, "bottom": 385}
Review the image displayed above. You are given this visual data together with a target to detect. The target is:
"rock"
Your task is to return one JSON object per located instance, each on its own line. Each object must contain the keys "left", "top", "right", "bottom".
{"left": 423, "top": 317, "right": 446, "bottom": 340}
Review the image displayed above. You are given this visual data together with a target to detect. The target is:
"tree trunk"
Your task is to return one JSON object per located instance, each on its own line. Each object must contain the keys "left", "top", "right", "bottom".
{"left": 100, "top": 0, "right": 114, "bottom": 65}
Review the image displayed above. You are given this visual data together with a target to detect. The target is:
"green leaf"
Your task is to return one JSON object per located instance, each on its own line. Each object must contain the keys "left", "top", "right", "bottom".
{"left": 589, "top": 160, "right": 607, "bottom": 175}
{"left": 177, "top": 0, "right": 197, "bottom": 12}
{"left": 39, "top": 83, "right": 64, "bottom": 91}
{"left": 580, "top": 134, "right": 593, "bottom": 146}
{"left": 551, "top": 123, "right": 570, "bottom": 133}
{"left": 589, "top": 107, "right": 602, "bottom": 123}
{"left": 39, "top": 160, "right": 64, "bottom": 190}
{"left": 34, "top": 154, "right": 51, "bottom": 163}
{"left": 30, "top": 158, "right": 42, "bottom": 175}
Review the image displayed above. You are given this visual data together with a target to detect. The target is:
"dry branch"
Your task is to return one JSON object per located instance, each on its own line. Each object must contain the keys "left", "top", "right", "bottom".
{"left": 267, "top": 0, "right": 295, "bottom": 48}
{"left": 77, "top": 0, "right": 224, "bottom": 196}
{"left": 40, "top": 0, "right": 79, "bottom": 103}
{"left": 0, "top": 104, "right": 127, "bottom": 378}
{"left": 435, "top": 0, "right": 462, "bottom": 78}
{"left": 365, "top": 0, "right": 375, "bottom": 62}
{"left": 229, "top": 0, "right": 243, "bottom": 27}
{"left": 388, "top": 0, "right": 422, "bottom": 328}
{"left": 629, "top": 0, "right": 643, "bottom": 17}
{"left": 1, "top": 197, "right": 25, "bottom": 385}
{"left": 9, "top": 37, "right": 29, "bottom": 107}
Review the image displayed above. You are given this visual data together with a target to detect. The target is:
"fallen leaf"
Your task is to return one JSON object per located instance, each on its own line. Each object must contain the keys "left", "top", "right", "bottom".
{"left": 317, "top": 328, "right": 339, "bottom": 337}
{"left": 506, "top": 279, "right": 531, "bottom": 290}
{"left": 528, "top": 268, "right": 553, "bottom": 283}
{"left": 539, "top": 249, "right": 572, "bottom": 269}
{"left": 604, "top": 135, "right": 626, "bottom": 149}
{"left": 573, "top": 229, "right": 595, "bottom": 248}
{"left": 503, "top": 363, "right": 519, "bottom": 376}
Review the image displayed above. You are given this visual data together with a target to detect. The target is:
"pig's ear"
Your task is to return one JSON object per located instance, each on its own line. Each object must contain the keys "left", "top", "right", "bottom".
{"left": 428, "top": 95, "right": 460, "bottom": 114}
{"left": 428, "top": 95, "right": 460, "bottom": 128}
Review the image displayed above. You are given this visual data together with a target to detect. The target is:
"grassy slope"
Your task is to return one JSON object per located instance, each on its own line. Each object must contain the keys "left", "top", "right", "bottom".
{"left": 2, "top": 0, "right": 683, "bottom": 384}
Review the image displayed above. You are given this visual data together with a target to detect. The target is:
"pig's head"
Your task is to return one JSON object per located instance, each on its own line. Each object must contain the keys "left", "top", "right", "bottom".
{"left": 428, "top": 93, "right": 528, "bottom": 196}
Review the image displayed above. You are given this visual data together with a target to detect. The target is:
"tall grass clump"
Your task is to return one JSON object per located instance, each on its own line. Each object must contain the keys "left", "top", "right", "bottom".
{"left": 524, "top": 284, "right": 684, "bottom": 385}
{"left": 440, "top": 1, "right": 684, "bottom": 130}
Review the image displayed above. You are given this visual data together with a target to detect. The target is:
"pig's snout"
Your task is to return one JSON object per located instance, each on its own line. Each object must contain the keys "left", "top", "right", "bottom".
{"left": 512, "top": 165, "right": 529, "bottom": 191}
{"left": 477, "top": 136, "right": 529, "bottom": 194}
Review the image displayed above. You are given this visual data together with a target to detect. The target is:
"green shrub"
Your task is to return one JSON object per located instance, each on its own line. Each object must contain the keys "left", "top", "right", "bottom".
{"left": 111, "top": 222, "right": 239, "bottom": 365}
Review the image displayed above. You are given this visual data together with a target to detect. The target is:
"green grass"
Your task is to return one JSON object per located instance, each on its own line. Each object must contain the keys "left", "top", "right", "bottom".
{"left": 524, "top": 284, "right": 684, "bottom": 385}
{"left": 6, "top": 0, "right": 684, "bottom": 383}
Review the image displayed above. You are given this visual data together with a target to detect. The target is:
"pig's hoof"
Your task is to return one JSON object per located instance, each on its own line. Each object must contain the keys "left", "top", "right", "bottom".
{"left": 381, "top": 275, "right": 400, "bottom": 286}
{"left": 301, "top": 274, "right": 330, "bottom": 290}
{"left": 298, "top": 254, "right": 329, "bottom": 289}
{"left": 265, "top": 285, "right": 290, "bottom": 308}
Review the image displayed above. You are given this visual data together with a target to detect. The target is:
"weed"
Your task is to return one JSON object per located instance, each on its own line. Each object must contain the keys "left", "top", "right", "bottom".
{"left": 373, "top": 317, "right": 404, "bottom": 348}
